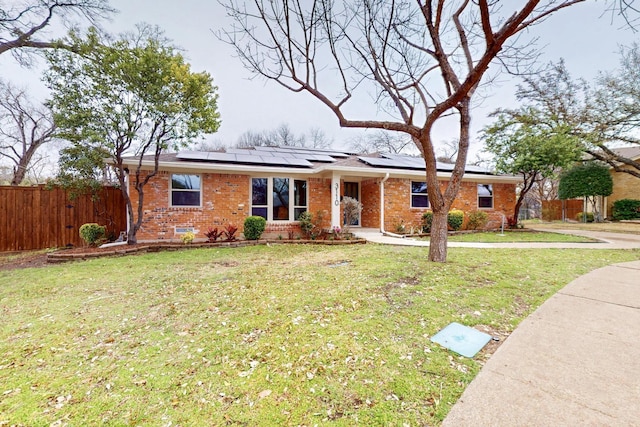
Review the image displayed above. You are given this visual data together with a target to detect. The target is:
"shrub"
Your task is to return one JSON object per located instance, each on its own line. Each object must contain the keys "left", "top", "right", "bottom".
{"left": 467, "top": 210, "right": 488, "bottom": 230}
{"left": 298, "top": 210, "right": 325, "bottom": 240}
{"left": 447, "top": 209, "right": 465, "bottom": 231}
{"left": 422, "top": 211, "right": 433, "bottom": 233}
{"left": 181, "top": 231, "right": 195, "bottom": 244}
{"left": 576, "top": 212, "right": 595, "bottom": 223}
{"left": 506, "top": 216, "right": 519, "bottom": 228}
{"left": 341, "top": 196, "right": 363, "bottom": 231}
{"left": 541, "top": 205, "right": 559, "bottom": 222}
{"left": 205, "top": 227, "right": 223, "bottom": 243}
{"left": 612, "top": 199, "right": 640, "bottom": 220}
{"left": 243, "top": 216, "right": 266, "bottom": 240}
{"left": 223, "top": 224, "right": 238, "bottom": 241}
{"left": 79, "top": 223, "right": 106, "bottom": 247}
{"left": 298, "top": 211, "right": 314, "bottom": 238}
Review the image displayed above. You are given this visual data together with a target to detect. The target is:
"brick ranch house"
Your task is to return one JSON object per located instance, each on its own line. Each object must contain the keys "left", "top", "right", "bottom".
{"left": 120, "top": 146, "right": 519, "bottom": 241}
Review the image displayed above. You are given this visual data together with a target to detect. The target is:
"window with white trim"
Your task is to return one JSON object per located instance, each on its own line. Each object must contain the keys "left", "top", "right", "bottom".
{"left": 171, "top": 174, "right": 201, "bottom": 207}
{"left": 411, "top": 181, "right": 429, "bottom": 208}
{"left": 478, "top": 184, "right": 493, "bottom": 209}
{"left": 251, "top": 177, "right": 308, "bottom": 221}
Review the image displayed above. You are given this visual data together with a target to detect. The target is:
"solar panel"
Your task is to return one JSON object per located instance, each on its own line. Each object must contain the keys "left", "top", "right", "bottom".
{"left": 204, "top": 152, "right": 240, "bottom": 162}
{"left": 176, "top": 151, "right": 212, "bottom": 161}
{"left": 358, "top": 156, "right": 424, "bottom": 170}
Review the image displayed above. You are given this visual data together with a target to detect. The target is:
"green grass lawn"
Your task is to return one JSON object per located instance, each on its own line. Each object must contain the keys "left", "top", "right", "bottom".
{"left": 1, "top": 245, "right": 638, "bottom": 425}
{"left": 437, "top": 231, "right": 598, "bottom": 243}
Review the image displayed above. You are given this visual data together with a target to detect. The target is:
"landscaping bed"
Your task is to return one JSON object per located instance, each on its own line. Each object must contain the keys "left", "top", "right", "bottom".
{"left": 46, "top": 238, "right": 367, "bottom": 263}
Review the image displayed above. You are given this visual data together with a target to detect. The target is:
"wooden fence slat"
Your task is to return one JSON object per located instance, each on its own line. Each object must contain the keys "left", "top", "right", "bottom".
{"left": 0, "top": 185, "right": 127, "bottom": 252}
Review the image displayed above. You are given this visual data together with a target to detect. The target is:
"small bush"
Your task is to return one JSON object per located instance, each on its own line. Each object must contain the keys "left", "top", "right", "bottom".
{"left": 612, "top": 199, "right": 640, "bottom": 220}
{"left": 205, "top": 227, "right": 223, "bottom": 243}
{"left": 181, "top": 231, "right": 195, "bottom": 244}
{"left": 243, "top": 216, "right": 266, "bottom": 240}
{"left": 506, "top": 216, "right": 519, "bottom": 228}
{"left": 422, "top": 211, "right": 433, "bottom": 233}
{"left": 467, "top": 210, "right": 488, "bottom": 230}
{"left": 342, "top": 197, "right": 363, "bottom": 231}
{"left": 298, "top": 211, "right": 314, "bottom": 238}
{"left": 298, "top": 210, "right": 326, "bottom": 240}
{"left": 79, "top": 223, "right": 106, "bottom": 247}
{"left": 223, "top": 224, "right": 238, "bottom": 241}
{"left": 576, "top": 212, "right": 595, "bottom": 223}
{"left": 447, "top": 209, "right": 465, "bottom": 231}
{"left": 541, "top": 205, "right": 559, "bottom": 222}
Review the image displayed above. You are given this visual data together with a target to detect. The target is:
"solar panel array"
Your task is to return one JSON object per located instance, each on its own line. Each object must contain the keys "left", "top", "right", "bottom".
{"left": 358, "top": 153, "right": 490, "bottom": 174}
{"left": 176, "top": 146, "right": 349, "bottom": 168}
{"left": 175, "top": 146, "right": 491, "bottom": 173}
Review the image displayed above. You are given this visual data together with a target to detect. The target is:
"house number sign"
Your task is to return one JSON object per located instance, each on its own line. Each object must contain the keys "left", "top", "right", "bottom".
{"left": 334, "top": 183, "right": 340, "bottom": 206}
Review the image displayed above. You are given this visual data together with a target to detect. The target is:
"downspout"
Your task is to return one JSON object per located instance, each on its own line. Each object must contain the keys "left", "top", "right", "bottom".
{"left": 124, "top": 167, "right": 130, "bottom": 237}
{"left": 380, "top": 173, "right": 389, "bottom": 233}
{"left": 379, "top": 173, "right": 404, "bottom": 238}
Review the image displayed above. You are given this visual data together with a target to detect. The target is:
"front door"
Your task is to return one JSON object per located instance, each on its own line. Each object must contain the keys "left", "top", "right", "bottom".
{"left": 343, "top": 182, "right": 360, "bottom": 226}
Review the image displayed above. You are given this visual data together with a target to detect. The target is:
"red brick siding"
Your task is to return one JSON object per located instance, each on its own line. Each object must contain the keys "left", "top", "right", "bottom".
{"left": 308, "top": 178, "right": 331, "bottom": 229}
{"left": 360, "top": 178, "right": 380, "bottom": 228}
{"left": 131, "top": 172, "right": 516, "bottom": 239}
{"left": 131, "top": 171, "right": 250, "bottom": 241}
{"left": 131, "top": 173, "right": 336, "bottom": 240}
{"left": 380, "top": 179, "right": 515, "bottom": 231}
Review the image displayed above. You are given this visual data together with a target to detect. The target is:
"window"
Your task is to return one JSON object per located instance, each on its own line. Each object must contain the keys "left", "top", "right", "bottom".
{"left": 478, "top": 184, "right": 493, "bottom": 209}
{"left": 251, "top": 177, "right": 308, "bottom": 221}
{"left": 252, "top": 178, "right": 268, "bottom": 218}
{"left": 293, "top": 180, "right": 307, "bottom": 220}
{"left": 171, "top": 174, "right": 201, "bottom": 206}
{"left": 411, "top": 181, "right": 429, "bottom": 208}
{"left": 273, "top": 178, "right": 290, "bottom": 220}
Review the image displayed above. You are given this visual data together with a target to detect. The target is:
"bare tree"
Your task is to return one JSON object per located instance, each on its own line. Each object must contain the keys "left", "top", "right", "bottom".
{"left": 306, "top": 127, "right": 333, "bottom": 149}
{"left": 0, "top": 0, "right": 113, "bottom": 64}
{"left": 436, "top": 139, "right": 459, "bottom": 164}
{"left": 220, "top": 0, "right": 630, "bottom": 262}
{"left": 235, "top": 123, "right": 332, "bottom": 148}
{"left": 268, "top": 123, "right": 305, "bottom": 146}
{"left": 236, "top": 130, "right": 270, "bottom": 148}
{"left": 349, "top": 130, "right": 416, "bottom": 154}
{"left": 0, "top": 81, "right": 56, "bottom": 185}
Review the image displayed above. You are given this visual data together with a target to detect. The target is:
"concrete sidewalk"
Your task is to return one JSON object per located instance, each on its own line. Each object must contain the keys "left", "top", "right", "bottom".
{"left": 442, "top": 260, "right": 640, "bottom": 426}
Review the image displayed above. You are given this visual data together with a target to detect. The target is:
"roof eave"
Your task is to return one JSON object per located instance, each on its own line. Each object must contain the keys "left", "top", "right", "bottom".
{"left": 125, "top": 159, "right": 521, "bottom": 183}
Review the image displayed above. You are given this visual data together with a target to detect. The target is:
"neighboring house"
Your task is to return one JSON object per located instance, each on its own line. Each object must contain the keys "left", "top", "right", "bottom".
{"left": 121, "top": 146, "right": 518, "bottom": 241}
{"left": 603, "top": 146, "right": 640, "bottom": 218}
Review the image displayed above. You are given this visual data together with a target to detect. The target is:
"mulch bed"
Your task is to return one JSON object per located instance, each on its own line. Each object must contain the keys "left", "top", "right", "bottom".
{"left": 46, "top": 238, "right": 367, "bottom": 263}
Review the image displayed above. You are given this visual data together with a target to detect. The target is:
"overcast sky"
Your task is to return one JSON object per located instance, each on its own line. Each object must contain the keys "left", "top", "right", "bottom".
{"left": 1, "top": 1, "right": 637, "bottom": 155}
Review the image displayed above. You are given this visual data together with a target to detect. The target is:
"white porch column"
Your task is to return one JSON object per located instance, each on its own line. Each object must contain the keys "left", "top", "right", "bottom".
{"left": 331, "top": 173, "right": 341, "bottom": 228}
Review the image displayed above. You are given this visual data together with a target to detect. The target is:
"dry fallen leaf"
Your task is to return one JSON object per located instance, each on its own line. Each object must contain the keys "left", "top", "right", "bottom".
{"left": 258, "top": 389, "right": 272, "bottom": 399}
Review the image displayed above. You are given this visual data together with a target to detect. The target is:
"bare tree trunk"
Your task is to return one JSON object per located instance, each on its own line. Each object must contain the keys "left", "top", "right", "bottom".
{"left": 429, "top": 208, "right": 449, "bottom": 262}
{"left": 10, "top": 164, "right": 27, "bottom": 185}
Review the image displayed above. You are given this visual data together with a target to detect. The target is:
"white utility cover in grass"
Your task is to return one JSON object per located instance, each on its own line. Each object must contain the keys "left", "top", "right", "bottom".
{"left": 430, "top": 322, "right": 491, "bottom": 358}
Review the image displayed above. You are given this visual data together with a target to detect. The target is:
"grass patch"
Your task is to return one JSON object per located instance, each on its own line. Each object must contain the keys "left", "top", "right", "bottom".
{"left": 1, "top": 245, "right": 638, "bottom": 425}
{"left": 428, "top": 231, "right": 598, "bottom": 243}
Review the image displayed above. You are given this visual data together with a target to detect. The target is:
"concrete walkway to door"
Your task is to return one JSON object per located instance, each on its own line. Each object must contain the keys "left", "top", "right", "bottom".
{"left": 353, "top": 228, "right": 640, "bottom": 249}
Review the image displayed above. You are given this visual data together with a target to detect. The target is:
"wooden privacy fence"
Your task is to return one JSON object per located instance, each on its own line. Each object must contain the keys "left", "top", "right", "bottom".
{"left": 541, "top": 199, "right": 584, "bottom": 221}
{"left": 0, "top": 185, "right": 126, "bottom": 252}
